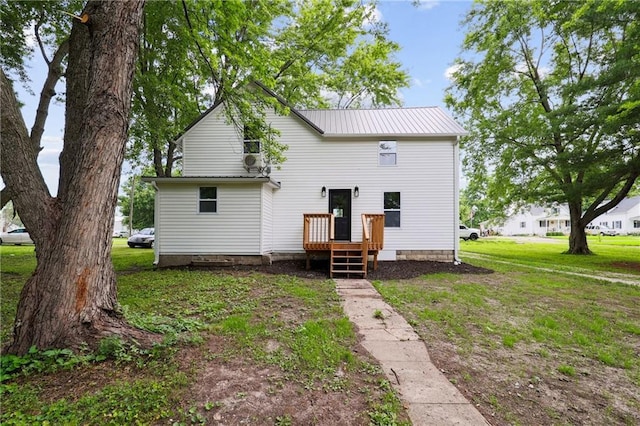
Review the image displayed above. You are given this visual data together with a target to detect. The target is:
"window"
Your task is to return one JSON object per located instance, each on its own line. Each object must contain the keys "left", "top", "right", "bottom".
{"left": 520, "top": 222, "right": 526, "bottom": 228}
{"left": 243, "top": 125, "right": 261, "bottom": 154}
{"left": 613, "top": 220, "right": 622, "bottom": 229}
{"left": 634, "top": 220, "right": 640, "bottom": 229}
{"left": 564, "top": 220, "right": 571, "bottom": 227}
{"left": 199, "top": 187, "right": 217, "bottom": 213}
{"left": 384, "top": 192, "right": 400, "bottom": 227}
{"left": 539, "top": 220, "right": 547, "bottom": 227}
{"left": 599, "top": 221, "right": 609, "bottom": 227}
{"left": 379, "top": 141, "right": 397, "bottom": 166}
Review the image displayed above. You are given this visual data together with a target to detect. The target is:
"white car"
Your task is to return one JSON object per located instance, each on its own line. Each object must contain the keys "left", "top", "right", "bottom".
{"left": 459, "top": 224, "right": 481, "bottom": 241}
{"left": 128, "top": 227, "right": 155, "bottom": 248}
{"left": 585, "top": 224, "right": 618, "bottom": 236}
{"left": 0, "top": 228, "right": 34, "bottom": 245}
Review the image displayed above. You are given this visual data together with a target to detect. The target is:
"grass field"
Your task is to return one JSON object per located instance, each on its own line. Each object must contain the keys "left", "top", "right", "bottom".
{"left": 371, "top": 238, "right": 640, "bottom": 425}
{"left": 460, "top": 235, "right": 640, "bottom": 276}
{"left": 1, "top": 242, "right": 407, "bottom": 425}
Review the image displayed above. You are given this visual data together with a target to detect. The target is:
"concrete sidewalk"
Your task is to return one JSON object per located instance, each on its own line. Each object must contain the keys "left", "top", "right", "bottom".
{"left": 335, "top": 279, "right": 490, "bottom": 425}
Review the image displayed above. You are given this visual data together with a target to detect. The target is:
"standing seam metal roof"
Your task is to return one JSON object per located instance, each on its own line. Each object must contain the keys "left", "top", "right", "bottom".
{"left": 297, "top": 107, "right": 467, "bottom": 136}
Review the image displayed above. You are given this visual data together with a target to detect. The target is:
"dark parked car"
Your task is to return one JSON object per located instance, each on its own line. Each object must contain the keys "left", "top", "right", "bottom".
{"left": 127, "top": 228, "right": 155, "bottom": 248}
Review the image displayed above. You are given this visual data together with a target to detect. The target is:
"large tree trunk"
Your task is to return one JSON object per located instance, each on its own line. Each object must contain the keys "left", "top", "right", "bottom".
{"left": 1, "top": 0, "right": 151, "bottom": 355}
{"left": 567, "top": 201, "right": 591, "bottom": 255}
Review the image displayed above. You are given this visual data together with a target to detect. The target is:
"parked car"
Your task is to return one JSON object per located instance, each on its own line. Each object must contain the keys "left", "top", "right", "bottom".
{"left": 0, "top": 228, "right": 34, "bottom": 245}
{"left": 112, "top": 230, "right": 129, "bottom": 238}
{"left": 585, "top": 224, "right": 618, "bottom": 236}
{"left": 459, "top": 224, "right": 480, "bottom": 241}
{"left": 127, "top": 228, "right": 155, "bottom": 248}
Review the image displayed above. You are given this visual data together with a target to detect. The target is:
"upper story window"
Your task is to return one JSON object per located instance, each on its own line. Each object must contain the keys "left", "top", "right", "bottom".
{"left": 199, "top": 187, "right": 217, "bottom": 213}
{"left": 379, "top": 141, "right": 397, "bottom": 166}
{"left": 384, "top": 192, "right": 401, "bottom": 227}
{"left": 520, "top": 221, "right": 526, "bottom": 228}
{"left": 243, "top": 125, "right": 261, "bottom": 154}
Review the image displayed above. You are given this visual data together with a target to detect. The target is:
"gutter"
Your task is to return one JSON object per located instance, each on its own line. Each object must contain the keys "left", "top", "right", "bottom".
{"left": 453, "top": 136, "right": 462, "bottom": 264}
{"left": 151, "top": 181, "right": 160, "bottom": 266}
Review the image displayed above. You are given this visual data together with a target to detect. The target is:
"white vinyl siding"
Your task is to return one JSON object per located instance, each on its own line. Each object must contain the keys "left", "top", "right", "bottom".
{"left": 163, "top": 107, "right": 458, "bottom": 257}
{"left": 265, "top": 112, "right": 456, "bottom": 253}
{"left": 261, "top": 185, "right": 273, "bottom": 253}
{"left": 157, "top": 183, "right": 262, "bottom": 254}
{"left": 182, "top": 107, "right": 246, "bottom": 176}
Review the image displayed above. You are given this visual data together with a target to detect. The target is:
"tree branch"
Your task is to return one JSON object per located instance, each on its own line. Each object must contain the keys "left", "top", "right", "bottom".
{"left": 31, "top": 39, "right": 69, "bottom": 150}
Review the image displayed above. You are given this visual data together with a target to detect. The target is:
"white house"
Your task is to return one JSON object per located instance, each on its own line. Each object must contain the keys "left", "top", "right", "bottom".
{"left": 143, "top": 84, "right": 467, "bottom": 274}
{"left": 499, "top": 205, "right": 572, "bottom": 236}
{"left": 499, "top": 195, "right": 640, "bottom": 236}
{"left": 593, "top": 195, "right": 640, "bottom": 235}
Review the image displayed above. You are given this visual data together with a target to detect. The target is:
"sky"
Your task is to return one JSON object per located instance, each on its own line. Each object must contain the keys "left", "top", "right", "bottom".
{"left": 10, "top": 0, "right": 473, "bottom": 197}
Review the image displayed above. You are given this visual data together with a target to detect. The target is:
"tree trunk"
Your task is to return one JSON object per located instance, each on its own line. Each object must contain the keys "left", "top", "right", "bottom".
{"left": 2, "top": 0, "right": 152, "bottom": 355}
{"left": 567, "top": 201, "right": 591, "bottom": 255}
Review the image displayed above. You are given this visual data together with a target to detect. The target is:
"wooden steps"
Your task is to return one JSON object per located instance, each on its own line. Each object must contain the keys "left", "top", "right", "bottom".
{"left": 331, "top": 242, "right": 366, "bottom": 278}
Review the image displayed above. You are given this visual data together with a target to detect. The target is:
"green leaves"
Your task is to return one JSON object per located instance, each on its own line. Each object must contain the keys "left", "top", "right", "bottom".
{"left": 447, "top": 0, "right": 640, "bottom": 231}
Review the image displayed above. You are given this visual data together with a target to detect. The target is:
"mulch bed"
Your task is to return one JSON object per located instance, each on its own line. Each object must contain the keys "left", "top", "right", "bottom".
{"left": 189, "top": 259, "right": 493, "bottom": 280}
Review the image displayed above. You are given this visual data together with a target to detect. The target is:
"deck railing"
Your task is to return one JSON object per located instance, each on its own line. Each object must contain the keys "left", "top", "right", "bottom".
{"left": 303, "top": 213, "right": 334, "bottom": 251}
{"left": 361, "top": 214, "right": 385, "bottom": 270}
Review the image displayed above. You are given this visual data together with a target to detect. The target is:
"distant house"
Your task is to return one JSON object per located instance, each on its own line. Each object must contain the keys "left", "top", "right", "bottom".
{"left": 593, "top": 195, "right": 640, "bottom": 235}
{"left": 498, "top": 195, "right": 640, "bottom": 236}
{"left": 499, "top": 204, "right": 571, "bottom": 236}
{"left": 142, "top": 83, "right": 467, "bottom": 275}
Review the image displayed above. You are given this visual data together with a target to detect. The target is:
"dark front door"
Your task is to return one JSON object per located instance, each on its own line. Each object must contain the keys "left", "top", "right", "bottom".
{"left": 329, "top": 189, "right": 352, "bottom": 241}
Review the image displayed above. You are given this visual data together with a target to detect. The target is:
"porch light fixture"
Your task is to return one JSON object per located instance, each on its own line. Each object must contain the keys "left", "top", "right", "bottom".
{"left": 321, "top": 186, "right": 327, "bottom": 197}
{"left": 354, "top": 186, "right": 359, "bottom": 197}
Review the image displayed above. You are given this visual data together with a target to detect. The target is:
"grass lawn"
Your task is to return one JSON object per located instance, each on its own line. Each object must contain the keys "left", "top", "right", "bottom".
{"left": 1, "top": 242, "right": 408, "bottom": 425}
{"left": 372, "top": 239, "right": 640, "bottom": 425}
{"left": 461, "top": 235, "right": 640, "bottom": 277}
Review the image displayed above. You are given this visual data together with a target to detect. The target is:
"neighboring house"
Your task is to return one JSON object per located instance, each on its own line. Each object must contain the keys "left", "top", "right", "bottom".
{"left": 143, "top": 84, "right": 467, "bottom": 270}
{"left": 593, "top": 195, "right": 640, "bottom": 235}
{"left": 499, "top": 205, "right": 571, "bottom": 236}
{"left": 499, "top": 195, "right": 640, "bottom": 236}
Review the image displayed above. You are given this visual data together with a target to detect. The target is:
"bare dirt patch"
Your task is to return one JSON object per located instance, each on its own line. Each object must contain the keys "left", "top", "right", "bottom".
{"left": 609, "top": 260, "right": 640, "bottom": 273}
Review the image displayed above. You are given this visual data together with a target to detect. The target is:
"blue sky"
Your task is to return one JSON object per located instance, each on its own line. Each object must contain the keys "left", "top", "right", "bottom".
{"left": 12, "top": 0, "right": 472, "bottom": 196}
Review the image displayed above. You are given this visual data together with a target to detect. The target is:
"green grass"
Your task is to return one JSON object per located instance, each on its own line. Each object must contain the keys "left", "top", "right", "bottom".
{"left": 372, "top": 239, "right": 640, "bottom": 424}
{"left": 1, "top": 242, "right": 407, "bottom": 424}
{"left": 461, "top": 236, "right": 640, "bottom": 276}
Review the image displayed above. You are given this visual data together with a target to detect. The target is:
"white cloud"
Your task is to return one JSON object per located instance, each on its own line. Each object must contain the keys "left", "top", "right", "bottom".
{"left": 412, "top": 77, "right": 432, "bottom": 88}
{"left": 362, "top": 3, "right": 382, "bottom": 27}
{"left": 444, "top": 64, "right": 462, "bottom": 81}
{"left": 23, "top": 25, "right": 37, "bottom": 48}
{"left": 416, "top": 0, "right": 440, "bottom": 11}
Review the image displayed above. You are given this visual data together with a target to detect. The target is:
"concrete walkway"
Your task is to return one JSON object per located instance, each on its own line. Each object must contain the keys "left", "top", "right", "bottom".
{"left": 335, "top": 279, "right": 490, "bottom": 425}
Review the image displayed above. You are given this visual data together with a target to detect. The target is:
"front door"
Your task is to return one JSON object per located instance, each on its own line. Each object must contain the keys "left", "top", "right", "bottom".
{"left": 329, "top": 189, "right": 351, "bottom": 241}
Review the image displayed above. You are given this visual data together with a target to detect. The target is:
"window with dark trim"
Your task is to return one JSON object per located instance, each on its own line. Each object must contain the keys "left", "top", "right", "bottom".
{"left": 520, "top": 221, "right": 526, "bottom": 228}
{"left": 379, "top": 141, "right": 397, "bottom": 166}
{"left": 384, "top": 192, "right": 400, "bottom": 227}
{"left": 199, "top": 187, "right": 217, "bottom": 213}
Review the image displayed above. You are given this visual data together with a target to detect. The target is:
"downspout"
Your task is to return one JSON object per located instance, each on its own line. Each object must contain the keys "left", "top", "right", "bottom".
{"left": 453, "top": 137, "right": 461, "bottom": 264}
{"left": 151, "top": 181, "right": 160, "bottom": 267}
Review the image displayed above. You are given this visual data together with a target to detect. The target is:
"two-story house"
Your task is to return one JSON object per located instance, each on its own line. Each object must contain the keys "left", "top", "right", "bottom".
{"left": 143, "top": 84, "right": 467, "bottom": 274}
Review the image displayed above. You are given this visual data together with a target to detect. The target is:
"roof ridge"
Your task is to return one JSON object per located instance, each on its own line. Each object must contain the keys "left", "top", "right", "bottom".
{"left": 298, "top": 106, "right": 441, "bottom": 112}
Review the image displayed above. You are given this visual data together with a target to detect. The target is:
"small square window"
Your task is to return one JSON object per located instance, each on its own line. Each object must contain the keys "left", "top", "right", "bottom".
{"left": 379, "top": 141, "right": 397, "bottom": 166}
{"left": 384, "top": 192, "right": 400, "bottom": 227}
{"left": 199, "top": 187, "right": 217, "bottom": 213}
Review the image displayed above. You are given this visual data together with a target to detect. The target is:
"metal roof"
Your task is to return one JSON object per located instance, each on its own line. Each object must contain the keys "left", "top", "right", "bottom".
{"left": 297, "top": 107, "right": 467, "bottom": 137}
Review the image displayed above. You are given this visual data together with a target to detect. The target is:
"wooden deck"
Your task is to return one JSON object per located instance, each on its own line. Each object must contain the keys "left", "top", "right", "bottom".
{"left": 303, "top": 213, "right": 385, "bottom": 278}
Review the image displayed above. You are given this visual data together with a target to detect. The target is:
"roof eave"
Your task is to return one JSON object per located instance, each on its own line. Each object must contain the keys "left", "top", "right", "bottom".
{"left": 141, "top": 176, "right": 281, "bottom": 189}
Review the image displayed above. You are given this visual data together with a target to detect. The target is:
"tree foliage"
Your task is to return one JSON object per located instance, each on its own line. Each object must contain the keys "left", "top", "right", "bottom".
{"left": 128, "top": 0, "right": 410, "bottom": 176}
{"left": 446, "top": 0, "right": 640, "bottom": 253}
{"left": 118, "top": 173, "right": 155, "bottom": 231}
